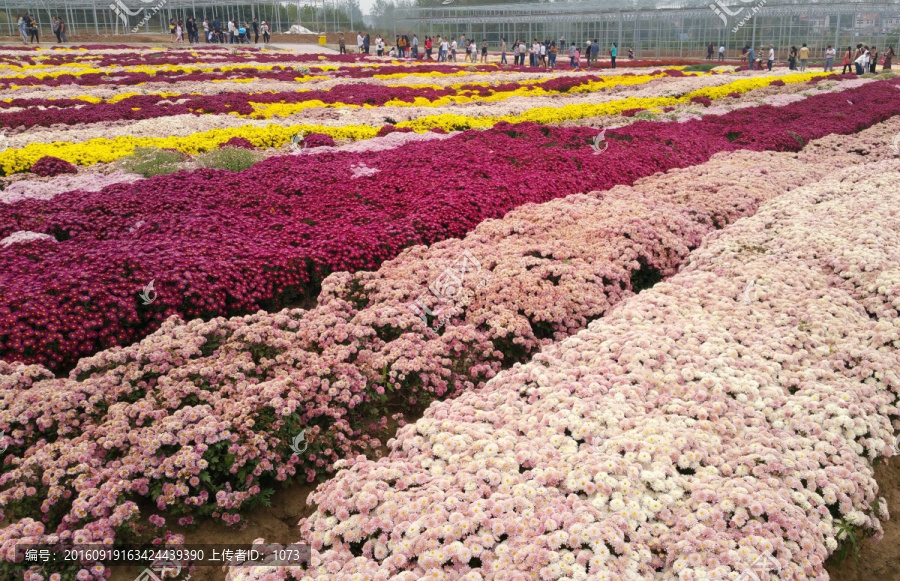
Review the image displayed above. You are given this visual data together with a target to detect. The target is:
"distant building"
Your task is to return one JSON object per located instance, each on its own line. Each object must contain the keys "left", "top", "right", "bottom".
{"left": 802, "top": 14, "right": 829, "bottom": 32}
{"left": 854, "top": 13, "right": 877, "bottom": 29}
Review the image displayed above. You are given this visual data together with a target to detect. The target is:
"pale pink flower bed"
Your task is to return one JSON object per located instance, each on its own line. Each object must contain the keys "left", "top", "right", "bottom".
{"left": 231, "top": 158, "right": 900, "bottom": 581}
{"left": 0, "top": 170, "right": 141, "bottom": 204}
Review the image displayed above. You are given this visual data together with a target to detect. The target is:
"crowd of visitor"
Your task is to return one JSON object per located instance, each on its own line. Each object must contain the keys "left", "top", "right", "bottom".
{"left": 190, "top": 18, "right": 270, "bottom": 44}
{"left": 733, "top": 41, "right": 892, "bottom": 72}
{"left": 342, "top": 34, "right": 627, "bottom": 70}
{"left": 16, "top": 14, "right": 43, "bottom": 43}
{"left": 337, "top": 33, "right": 894, "bottom": 73}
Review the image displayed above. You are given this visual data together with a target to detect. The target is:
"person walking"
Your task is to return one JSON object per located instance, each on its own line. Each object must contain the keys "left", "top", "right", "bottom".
{"left": 365, "top": 34, "right": 371, "bottom": 55}
{"left": 870, "top": 46, "right": 878, "bottom": 73}
{"left": 740, "top": 45, "right": 748, "bottom": 63}
{"left": 549, "top": 41, "right": 558, "bottom": 68}
{"left": 59, "top": 16, "right": 68, "bottom": 42}
{"left": 339, "top": 34, "right": 346, "bottom": 54}
{"left": 569, "top": 42, "right": 577, "bottom": 69}
{"left": 841, "top": 46, "right": 853, "bottom": 74}
{"left": 228, "top": 19, "right": 237, "bottom": 44}
{"left": 18, "top": 15, "right": 27, "bottom": 44}
{"left": 500, "top": 37, "right": 507, "bottom": 65}
{"left": 539, "top": 41, "right": 547, "bottom": 67}
{"left": 747, "top": 45, "right": 756, "bottom": 70}
{"left": 169, "top": 18, "right": 176, "bottom": 38}
{"left": 26, "top": 15, "right": 39, "bottom": 43}
{"left": 884, "top": 46, "right": 894, "bottom": 71}
{"left": 411, "top": 35, "right": 418, "bottom": 59}
{"left": 176, "top": 20, "right": 184, "bottom": 43}
{"left": 436, "top": 36, "right": 445, "bottom": 61}
{"left": 707, "top": 41, "right": 714, "bottom": 60}
{"left": 261, "top": 21, "right": 270, "bottom": 44}
{"left": 450, "top": 38, "right": 457, "bottom": 62}
{"left": 788, "top": 46, "right": 797, "bottom": 70}
{"left": 824, "top": 45, "right": 835, "bottom": 71}
{"left": 52, "top": 17, "right": 62, "bottom": 43}
{"left": 610, "top": 43, "right": 618, "bottom": 68}
{"left": 718, "top": 44, "right": 725, "bottom": 61}
{"left": 767, "top": 45, "right": 774, "bottom": 71}
{"left": 357, "top": 32, "right": 364, "bottom": 54}
{"left": 590, "top": 39, "right": 599, "bottom": 68}
{"left": 480, "top": 39, "right": 488, "bottom": 63}
{"left": 252, "top": 18, "right": 259, "bottom": 44}
{"left": 425, "top": 36, "right": 432, "bottom": 59}
{"left": 798, "top": 43, "right": 809, "bottom": 72}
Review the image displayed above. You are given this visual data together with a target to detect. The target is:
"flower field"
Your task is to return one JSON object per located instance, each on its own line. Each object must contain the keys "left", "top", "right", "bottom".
{"left": 1, "top": 44, "right": 900, "bottom": 581}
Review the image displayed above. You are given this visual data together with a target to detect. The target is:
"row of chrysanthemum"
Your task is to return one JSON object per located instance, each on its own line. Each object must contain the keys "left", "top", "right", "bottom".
{"left": 0, "top": 71, "right": 829, "bottom": 175}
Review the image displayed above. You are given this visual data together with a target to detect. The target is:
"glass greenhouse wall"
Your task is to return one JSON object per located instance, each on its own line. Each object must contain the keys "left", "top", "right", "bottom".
{"left": 1, "top": 0, "right": 898, "bottom": 61}
{"left": 0, "top": 0, "right": 361, "bottom": 36}
{"left": 393, "top": 1, "right": 900, "bottom": 60}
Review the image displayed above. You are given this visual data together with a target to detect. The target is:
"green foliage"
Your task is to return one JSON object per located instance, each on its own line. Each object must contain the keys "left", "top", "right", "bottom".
{"left": 683, "top": 63, "right": 719, "bottom": 72}
{"left": 831, "top": 517, "right": 863, "bottom": 564}
{"left": 119, "top": 146, "right": 189, "bottom": 178}
{"left": 194, "top": 146, "right": 262, "bottom": 172}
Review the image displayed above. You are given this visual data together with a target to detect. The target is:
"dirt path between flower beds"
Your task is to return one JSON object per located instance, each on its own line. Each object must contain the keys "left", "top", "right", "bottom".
{"left": 827, "top": 459, "right": 900, "bottom": 581}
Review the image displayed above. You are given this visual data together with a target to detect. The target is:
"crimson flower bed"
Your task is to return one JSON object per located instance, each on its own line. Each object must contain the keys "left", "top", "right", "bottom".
{"left": 1, "top": 80, "right": 899, "bottom": 372}
{"left": 29, "top": 156, "right": 77, "bottom": 177}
